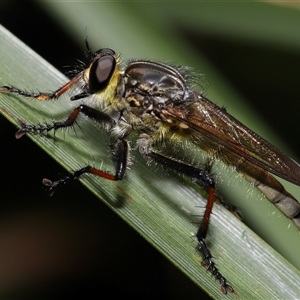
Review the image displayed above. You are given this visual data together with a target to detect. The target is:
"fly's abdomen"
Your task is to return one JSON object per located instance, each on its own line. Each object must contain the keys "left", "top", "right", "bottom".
{"left": 239, "top": 161, "right": 300, "bottom": 229}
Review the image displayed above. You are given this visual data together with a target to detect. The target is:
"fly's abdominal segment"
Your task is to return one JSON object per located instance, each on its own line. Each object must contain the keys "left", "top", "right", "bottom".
{"left": 2, "top": 38, "right": 300, "bottom": 295}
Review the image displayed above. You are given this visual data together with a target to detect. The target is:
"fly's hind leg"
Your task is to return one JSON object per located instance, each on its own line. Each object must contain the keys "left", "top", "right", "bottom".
{"left": 137, "top": 135, "right": 235, "bottom": 294}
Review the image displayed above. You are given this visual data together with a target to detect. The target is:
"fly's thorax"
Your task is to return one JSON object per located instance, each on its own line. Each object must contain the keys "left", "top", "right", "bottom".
{"left": 120, "top": 60, "right": 193, "bottom": 133}
{"left": 125, "top": 60, "right": 188, "bottom": 94}
{"left": 120, "top": 103, "right": 198, "bottom": 142}
{"left": 123, "top": 60, "right": 189, "bottom": 112}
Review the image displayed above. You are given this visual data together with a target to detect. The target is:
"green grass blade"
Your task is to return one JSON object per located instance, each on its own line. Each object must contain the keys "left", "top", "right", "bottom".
{"left": 1, "top": 22, "right": 300, "bottom": 299}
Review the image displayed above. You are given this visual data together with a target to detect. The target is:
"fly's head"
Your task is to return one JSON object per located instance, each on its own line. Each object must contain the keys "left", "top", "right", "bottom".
{"left": 82, "top": 48, "right": 125, "bottom": 108}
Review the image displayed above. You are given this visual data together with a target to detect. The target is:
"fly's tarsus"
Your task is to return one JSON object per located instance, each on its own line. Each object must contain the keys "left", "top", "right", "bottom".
{"left": 197, "top": 239, "right": 235, "bottom": 295}
{"left": 0, "top": 85, "right": 56, "bottom": 100}
{"left": 16, "top": 122, "right": 59, "bottom": 138}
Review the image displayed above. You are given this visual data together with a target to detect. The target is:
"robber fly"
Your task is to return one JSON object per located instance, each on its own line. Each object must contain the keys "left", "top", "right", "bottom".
{"left": 1, "top": 39, "right": 300, "bottom": 295}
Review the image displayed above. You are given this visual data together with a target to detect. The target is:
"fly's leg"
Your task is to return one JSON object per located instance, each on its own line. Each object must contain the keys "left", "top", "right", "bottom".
{"left": 43, "top": 138, "right": 128, "bottom": 196}
{"left": 150, "top": 152, "right": 234, "bottom": 294}
{"left": 0, "top": 73, "right": 87, "bottom": 101}
{"left": 137, "top": 137, "right": 234, "bottom": 294}
{"left": 15, "top": 104, "right": 114, "bottom": 139}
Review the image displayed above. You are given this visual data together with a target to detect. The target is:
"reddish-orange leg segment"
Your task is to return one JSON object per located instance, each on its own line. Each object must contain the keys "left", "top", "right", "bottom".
{"left": 43, "top": 138, "right": 128, "bottom": 196}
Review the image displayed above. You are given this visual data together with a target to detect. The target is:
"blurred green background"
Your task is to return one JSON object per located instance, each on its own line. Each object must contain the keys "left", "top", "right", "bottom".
{"left": 1, "top": 1, "right": 300, "bottom": 299}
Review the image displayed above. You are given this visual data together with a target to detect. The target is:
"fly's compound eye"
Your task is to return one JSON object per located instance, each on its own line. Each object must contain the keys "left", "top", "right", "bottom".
{"left": 89, "top": 54, "right": 116, "bottom": 93}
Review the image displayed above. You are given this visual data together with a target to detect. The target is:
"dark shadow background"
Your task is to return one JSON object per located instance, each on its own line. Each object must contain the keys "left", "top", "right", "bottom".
{"left": 1, "top": 1, "right": 300, "bottom": 299}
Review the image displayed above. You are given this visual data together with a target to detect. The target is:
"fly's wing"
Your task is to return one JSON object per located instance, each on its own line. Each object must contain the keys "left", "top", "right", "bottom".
{"left": 163, "top": 93, "right": 300, "bottom": 186}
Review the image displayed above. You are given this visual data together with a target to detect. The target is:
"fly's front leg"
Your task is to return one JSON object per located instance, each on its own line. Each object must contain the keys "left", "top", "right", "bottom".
{"left": 0, "top": 73, "right": 85, "bottom": 101}
{"left": 137, "top": 135, "right": 234, "bottom": 294}
{"left": 44, "top": 138, "right": 129, "bottom": 196}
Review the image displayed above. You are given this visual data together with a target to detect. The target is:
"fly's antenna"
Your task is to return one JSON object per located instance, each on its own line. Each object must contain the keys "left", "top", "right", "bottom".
{"left": 84, "top": 28, "right": 93, "bottom": 61}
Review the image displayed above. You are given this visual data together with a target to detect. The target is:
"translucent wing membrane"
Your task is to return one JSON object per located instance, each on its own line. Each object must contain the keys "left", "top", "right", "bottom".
{"left": 163, "top": 94, "right": 300, "bottom": 186}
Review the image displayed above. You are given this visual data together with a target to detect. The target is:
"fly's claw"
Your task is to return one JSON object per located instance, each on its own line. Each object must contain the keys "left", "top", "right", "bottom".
{"left": 0, "top": 85, "right": 13, "bottom": 94}
{"left": 42, "top": 178, "right": 57, "bottom": 196}
{"left": 43, "top": 177, "right": 67, "bottom": 196}
{"left": 42, "top": 174, "right": 76, "bottom": 196}
{"left": 197, "top": 239, "right": 235, "bottom": 295}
